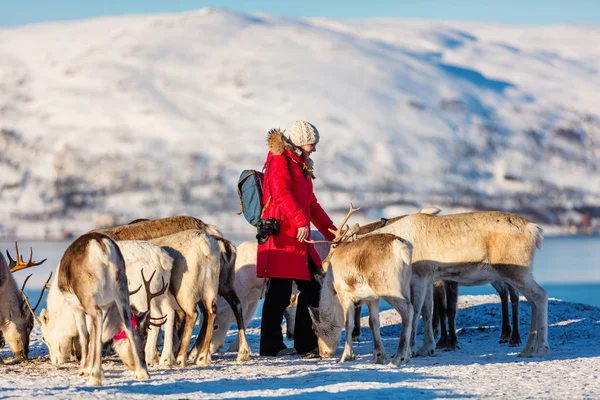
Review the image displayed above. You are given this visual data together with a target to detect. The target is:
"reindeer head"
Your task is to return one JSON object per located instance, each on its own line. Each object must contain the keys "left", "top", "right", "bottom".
{"left": 308, "top": 296, "right": 342, "bottom": 358}
{"left": 112, "top": 269, "right": 168, "bottom": 370}
{"left": 40, "top": 306, "right": 75, "bottom": 364}
{"left": 1, "top": 243, "right": 47, "bottom": 359}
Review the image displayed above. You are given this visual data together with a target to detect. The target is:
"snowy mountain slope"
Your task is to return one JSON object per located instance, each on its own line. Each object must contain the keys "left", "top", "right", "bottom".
{"left": 0, "top": 9, "right": 599, "bottom": 237}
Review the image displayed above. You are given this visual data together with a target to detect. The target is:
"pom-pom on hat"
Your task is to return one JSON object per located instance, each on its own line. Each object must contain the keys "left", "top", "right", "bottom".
{"left": 288, "top": 120, "right": 320, "bottom": 147}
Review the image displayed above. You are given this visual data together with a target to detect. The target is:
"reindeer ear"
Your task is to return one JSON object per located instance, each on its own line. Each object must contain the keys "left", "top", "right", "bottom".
{"left": 40, "top": 309, "right": 49, "bottom": 325}
{"left": 308, "top": 306, "right": 319, "bottom": 322}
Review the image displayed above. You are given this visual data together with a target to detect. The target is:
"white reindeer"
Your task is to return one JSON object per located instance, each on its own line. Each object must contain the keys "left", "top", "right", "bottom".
{"left": 373, "top": 210, "right": 548, "bottom": 358}
{"left": 307, "top": 205, "right": 414, "bottom": 366}
{"left": 55, "top": 232, "right": 149, "bottom": 386}
{"left": 0, "top": 243, "right": 47, "bottom": 362}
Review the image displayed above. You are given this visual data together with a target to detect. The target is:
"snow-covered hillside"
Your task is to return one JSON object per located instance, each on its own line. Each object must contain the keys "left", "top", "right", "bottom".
{"left": 1, "top": 9, "right": 599, "bottom": 238}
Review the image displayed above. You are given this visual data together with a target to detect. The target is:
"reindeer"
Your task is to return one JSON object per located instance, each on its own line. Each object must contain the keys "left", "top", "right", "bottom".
{"left": 94, "top": 216, "right": 251, "bottom": 362}
{"left": 145, "top": 230, "right": 221, "bottom": 367}
{"left": 307, "top": 205, "right": 414, "bottom": 366}
{"left": 39, "top": 241, "right": 174, "bottom": 367}
{"left": 359, "top": 209, "right": 522, "bottom": 349}
{"left": 0, "top": 243, "right": 46, "bottom": 361}
{"left": 331, "top": 207, "right": 441, "bottom": 343}
{"left": 56, "top": 232, "right": 149, "bottom": 386}
{"left": 371, "top": 211, "right": 548, "bottom": 358}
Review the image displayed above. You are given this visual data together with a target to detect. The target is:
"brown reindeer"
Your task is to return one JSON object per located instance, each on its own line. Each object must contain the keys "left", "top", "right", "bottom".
{"left": 308, "top": 205, "right": 414, "bottom": 365}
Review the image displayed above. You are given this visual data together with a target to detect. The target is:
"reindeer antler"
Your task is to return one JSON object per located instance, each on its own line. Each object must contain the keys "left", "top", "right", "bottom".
{"left": 8, "top": 242, "right": 47, "bottom": 273}
{"left": 140, "top": 269, "right": 169, "bottom": 329}
{"left": 21, "top": 272, "right": 53, "bottom": 325}
{"left": 304, "top": 203, "right": 361, "bottom": 244}
{"left": 329, "top": 203, "right": 361, "bottom": 241}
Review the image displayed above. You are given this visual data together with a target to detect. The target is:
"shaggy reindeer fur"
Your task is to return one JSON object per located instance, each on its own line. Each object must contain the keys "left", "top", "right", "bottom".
{"left": 373, "top": 211, "right": 548, "bottom": 358}
{"left": 95, "top": 216, "right": 251, "bottom": 362}
{"left": 0, "top": 253, "right": 33, "bottom": 361}
{"left": 57, "top": 233, "right": 149, "bottom": 386}
{"left": 309, "top": 234, "right": 414, "bottom": 366}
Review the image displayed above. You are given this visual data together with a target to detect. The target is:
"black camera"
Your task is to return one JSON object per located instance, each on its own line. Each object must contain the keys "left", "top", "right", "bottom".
{"left": 256, "top": 218, "right": 281, "bottom": 244}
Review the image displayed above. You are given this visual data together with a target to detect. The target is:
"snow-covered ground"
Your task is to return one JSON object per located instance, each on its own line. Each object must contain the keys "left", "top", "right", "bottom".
{"left": 1, "top": 295, "right": 599, "bottom": 399}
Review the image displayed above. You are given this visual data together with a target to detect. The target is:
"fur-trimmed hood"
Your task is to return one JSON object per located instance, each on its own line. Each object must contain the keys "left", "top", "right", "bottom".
{"left": 267, "top": 128, "right": 315, "bottom": 179}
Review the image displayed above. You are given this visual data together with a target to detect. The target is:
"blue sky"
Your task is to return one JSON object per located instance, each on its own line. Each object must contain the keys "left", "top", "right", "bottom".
{"left": 1, "top": 0, "right": 598, "bottom": 27}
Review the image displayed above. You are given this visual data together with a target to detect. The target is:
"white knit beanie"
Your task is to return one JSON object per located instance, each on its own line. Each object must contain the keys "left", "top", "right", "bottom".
{"left": 288, "top": 120, "right": 320, "bottom": 147}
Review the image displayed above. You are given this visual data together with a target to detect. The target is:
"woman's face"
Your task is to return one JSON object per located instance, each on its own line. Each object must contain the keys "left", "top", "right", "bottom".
{"left": 300, "top": 143, "right": 317, "bottom": 157}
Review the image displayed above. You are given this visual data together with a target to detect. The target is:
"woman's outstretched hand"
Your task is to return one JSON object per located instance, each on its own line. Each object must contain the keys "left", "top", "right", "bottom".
{"left": 297, "top": 225, "right": 309, "bottom": 242}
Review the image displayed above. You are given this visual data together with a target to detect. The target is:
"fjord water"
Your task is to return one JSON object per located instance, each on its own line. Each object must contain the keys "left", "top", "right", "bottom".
{"left": 5, "top": 235, "right": 600, "bottom": 309}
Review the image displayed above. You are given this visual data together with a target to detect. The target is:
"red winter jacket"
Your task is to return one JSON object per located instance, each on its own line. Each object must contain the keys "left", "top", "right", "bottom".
{"left": 256, "top": 129, "right": 336, "bottom": 281}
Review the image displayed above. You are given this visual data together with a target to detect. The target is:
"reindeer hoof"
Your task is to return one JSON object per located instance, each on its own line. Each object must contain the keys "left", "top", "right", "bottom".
{"left": 87, "top": 376, "right": 102, "bottom": 386}
{"left": 237, "top": 349, "right": 252, "bottom": 362}
{"left": 160, "top": 356, "right": 176, "bottom": 367}
{"left": 509, "top": 336, "right": 522, "bottom": 347}
{"left": 390, "top": 355, "right": 409, "bottom": 366}
{"left": 339, "top": 353, "right": 355, "bottom": 362}
{"left": 372, "top": 352, "right": 386, "bottom": 364}
{"left": 176, "top": 356, "right": 187, "bottom": 368}
{"left": 195, "top": 355, "right": 211, "bottom": 366}
{"left": 135, "top": 369, "right": 150, "bottom": 380}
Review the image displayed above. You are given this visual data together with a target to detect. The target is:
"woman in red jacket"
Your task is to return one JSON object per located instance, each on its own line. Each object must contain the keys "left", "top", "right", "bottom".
{"left": 257, "top": 120, "right": 337, "bottom": 356}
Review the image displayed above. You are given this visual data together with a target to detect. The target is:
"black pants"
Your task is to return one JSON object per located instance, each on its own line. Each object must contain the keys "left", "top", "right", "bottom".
{"left": 259, "top": 257, "right": 321, "bottom": 356}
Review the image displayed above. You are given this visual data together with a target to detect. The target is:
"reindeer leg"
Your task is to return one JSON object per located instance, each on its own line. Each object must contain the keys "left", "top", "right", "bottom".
{"left": 352, "top": 305, "right": 362, "bottom": 342}
{"left": 366, "top": 300, "right": 385, "bottom": 364}
{"left": 192, "top": 298, "right": 217, "bottom": 366}
{"left": 228, "top": 298, "right": 259, "bottom": 353}
{"left": 176, "top": 308, "right": 197, "bottom": 367}
{"left": 159, "top": 307, "right": 177, "bottom": 367}
{"left": 416, "top": 283, "right": 436, "bottom": 357}
{"left": 220, "top": 286, "right": 251, "bottom": 362}
{"left": 492, "top": 280, "right": 512, "bottom": 344}
{"left": 410, "top": 277, "right": 428, "bottom": 356}
{"left": 499, "top": 268, "right": 549, "bottom": 357}
{"left": 339, "top": 296, "right": 356, "bottom": 362}
{"left": 73, "top": 310, "right": 90, "bottom": 376}
{"left": 434, "top": 282, "right": 448, "bottom": 348}
{"left": 508, "top": 284, "right": 522, "bottom": 346}
{"left": 384, "top": 295, "right": 413, "bottom": 366}
{"left": 87, "top": 307, "right": 103, "bottom": 386}
{"left": 444, "top": 281, "right": 459, "bottom": 351}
